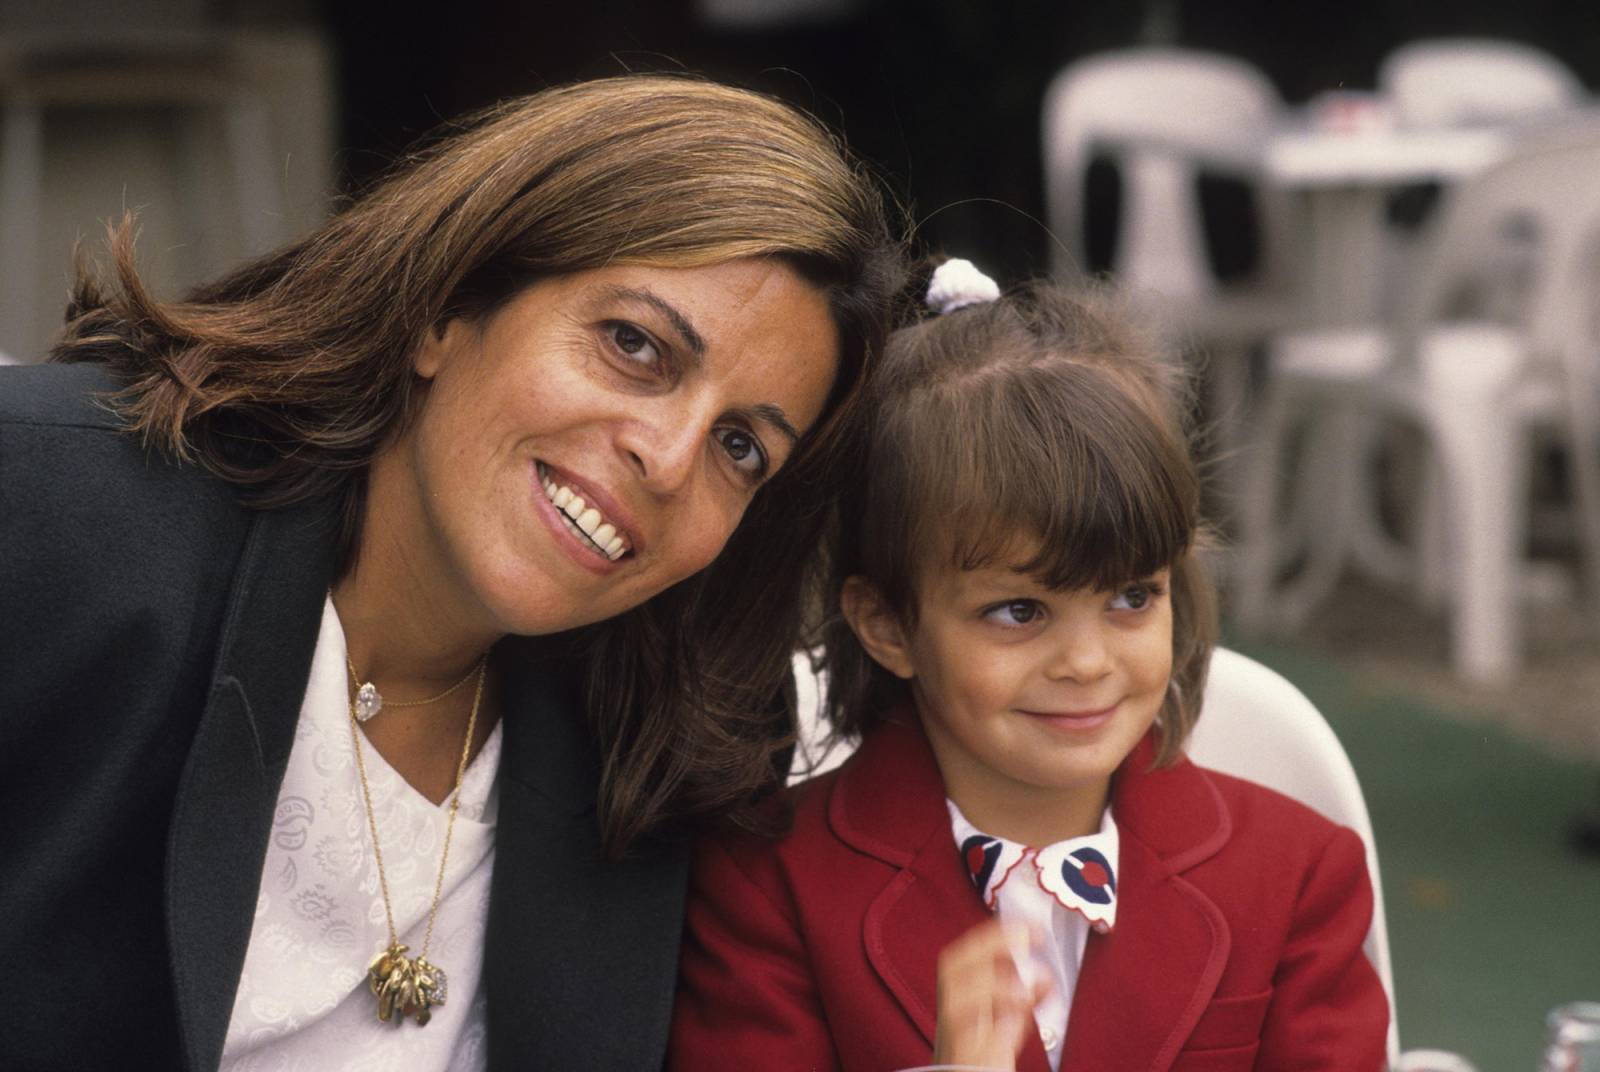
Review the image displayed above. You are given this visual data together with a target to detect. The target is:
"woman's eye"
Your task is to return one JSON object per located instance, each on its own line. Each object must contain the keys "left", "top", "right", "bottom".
{"left": 1109, "top": 583, "right": 1160, "bottom": 612}
{"left": 984, "top": 600, "right": 1042, "bottom": 627}
{"left": 715, "top": 426, "right": 769, "bottom": 479}
{"left": 606, "top": 322, "right": 662, "bottom": 371}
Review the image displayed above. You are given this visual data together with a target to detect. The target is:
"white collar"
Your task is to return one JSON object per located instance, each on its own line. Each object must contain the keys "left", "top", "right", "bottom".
{"left": 947, "top": 800, "right": 1120, "bottom": 933}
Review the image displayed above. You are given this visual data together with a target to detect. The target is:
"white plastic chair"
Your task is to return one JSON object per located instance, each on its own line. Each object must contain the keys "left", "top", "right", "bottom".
{"left": 1188, "top": 648, "right": 1399, "bottom": 1068}
{"left": 1375, "top": 38, "right": 1586, "bottom": 298}
{"left": 789, "top": 650, "right": 851, "bottom": 782}
{"left": 1041, "top": 49, "right": 1297, "bottom": 519}
{"left": 790, "top": 647, "right": 1400, "bottom": 1064}
{"left": 1380, "top": 39, "right": 1583, "bottom": 130}
{"left": 1042, "top": 48, "right": 1285, "bottom": 305}
{"left": 1236, "top": 131, "right": 1600, "bottom": 683}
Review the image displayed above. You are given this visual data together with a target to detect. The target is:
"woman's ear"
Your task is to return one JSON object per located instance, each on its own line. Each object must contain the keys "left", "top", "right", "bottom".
{"left": 413, "top": 318, "right": 467, "bottom": 381}
{"left": 840, "top": 576, "right": 916, "bottom": 680}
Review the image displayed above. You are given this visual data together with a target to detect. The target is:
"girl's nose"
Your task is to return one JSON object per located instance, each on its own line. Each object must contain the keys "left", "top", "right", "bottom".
{"left": 1046, "top": 618, "right": 1113, "bottom": 683}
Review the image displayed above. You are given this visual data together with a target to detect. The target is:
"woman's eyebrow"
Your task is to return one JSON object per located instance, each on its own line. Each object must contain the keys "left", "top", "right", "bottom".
{"left": 598, "top": 285, "right": 705, "bottom": 361}
{"left": 751, "top": 402, "right": 800, "bottom": 445}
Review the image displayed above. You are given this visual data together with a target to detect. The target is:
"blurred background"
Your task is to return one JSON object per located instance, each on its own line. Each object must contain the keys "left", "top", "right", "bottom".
{"left": 2, "top": 0, "right": 1598, "bottom": 1067}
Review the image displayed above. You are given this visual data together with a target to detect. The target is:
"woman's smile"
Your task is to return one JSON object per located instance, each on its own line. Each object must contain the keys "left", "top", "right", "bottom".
{"left": 535, "top": 460, "right": 636, "bottom": 565}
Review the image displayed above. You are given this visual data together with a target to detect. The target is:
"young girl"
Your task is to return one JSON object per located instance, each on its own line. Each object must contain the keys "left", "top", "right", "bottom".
{"left": 669, "top": 264, "right": 1389, "bottom": 1071}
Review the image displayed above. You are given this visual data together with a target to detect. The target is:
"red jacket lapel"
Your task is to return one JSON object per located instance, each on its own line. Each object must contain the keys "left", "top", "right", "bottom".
{"left": 830, "top": 718, "right": 1237, "bottom": 1072}
{"left": 1060, "top": 734, "right": 1234, "bottom": 1072}
{"left": 828, "top": 716, "right": 1054, "bottom": 1072}
{"left": 827, "top": 715, "right": 963, "bottom": 1045}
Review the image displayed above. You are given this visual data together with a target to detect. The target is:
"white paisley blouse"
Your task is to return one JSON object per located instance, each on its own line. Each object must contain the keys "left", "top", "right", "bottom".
{"left": 219, "top": 597, "right": 502, "bottom": 1072}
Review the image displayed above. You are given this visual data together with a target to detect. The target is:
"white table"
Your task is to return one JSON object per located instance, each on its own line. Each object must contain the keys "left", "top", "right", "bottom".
{"left": 1249, "top": 120, "right": 1521, "bottom": 672}
{"left": 1264, "top": 123, "right": 1512, "bottom": 324}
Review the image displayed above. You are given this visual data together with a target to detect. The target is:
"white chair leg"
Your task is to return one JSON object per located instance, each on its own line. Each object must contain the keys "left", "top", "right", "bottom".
{"left": 1434, "top": 400, "right": 1524, "bottom": 684}
{"left": 1273, "top": 401, "right": 1362, "bottom": 629}
{"left": 1558, "top": 364, "right": 1600, "bottom": 620}
{"left": 1346, "top": 416, "right": 1416, "bottom": 588}
{"left": 1233, "top": 380, "right": 1293, "bottom": 630}
{"left": 1203, "top": 340, "right": 1253, "bottom": 535}
{"left": 1416, "top": 449, "right": 1451, "bottom": 610}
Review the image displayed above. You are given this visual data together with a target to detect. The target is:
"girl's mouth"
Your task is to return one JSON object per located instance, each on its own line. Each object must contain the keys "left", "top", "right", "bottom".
{"left": 1021, "top": 704, "right": 1118, "bottom": 731}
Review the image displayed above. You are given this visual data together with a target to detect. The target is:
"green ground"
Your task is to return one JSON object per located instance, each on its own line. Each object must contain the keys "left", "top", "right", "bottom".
{"left": 1232, "top": 639, "right": 1600, "bottom": 1070}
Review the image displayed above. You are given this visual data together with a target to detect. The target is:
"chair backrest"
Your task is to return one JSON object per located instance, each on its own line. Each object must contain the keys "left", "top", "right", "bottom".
{"left": 792, "top": 647, "right": 1400, "bottom": 1064}
{"left": 1403, "top": 129, "right": 1600, "bottom": 368}
{"left": 1407, "top": 130, "right": 1600, "bottom": 622}
{"left": 1380, "top": 38, "right": 1583, "bottom": 129}
{"left": 1041, "top": 48, "right": 1281, "bottom": 297}
{"left": 790, "top": 650, "right": 851, "bottom": 782}
{"left": 1187, "top": 648, "right": 1399, "bottom": 1067}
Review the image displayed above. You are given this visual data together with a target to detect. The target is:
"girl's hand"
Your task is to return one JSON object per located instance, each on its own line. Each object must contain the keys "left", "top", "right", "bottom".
{"left": 931, "top": 920, "right": 1052, "bottom": 1071}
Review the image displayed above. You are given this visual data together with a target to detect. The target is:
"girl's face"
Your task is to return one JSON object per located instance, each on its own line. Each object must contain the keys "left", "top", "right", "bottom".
{"left": 376, "top": 258, "right": 840, "bottom": 637}
{"left": 851, "top": 553, "right": 1173, "bottom": 843}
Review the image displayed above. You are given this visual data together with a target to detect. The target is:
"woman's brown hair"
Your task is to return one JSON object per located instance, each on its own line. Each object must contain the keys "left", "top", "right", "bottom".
{"left": 819, "top": 280, "right": 1217, "bottom": 765}
{"left": 51, "top": 74, "right": 905, "bottom": 852}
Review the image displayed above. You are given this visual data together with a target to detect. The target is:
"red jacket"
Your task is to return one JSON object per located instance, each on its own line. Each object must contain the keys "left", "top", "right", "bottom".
{"left": 670, "top": 715, "right": 1389, "bottom": 1071}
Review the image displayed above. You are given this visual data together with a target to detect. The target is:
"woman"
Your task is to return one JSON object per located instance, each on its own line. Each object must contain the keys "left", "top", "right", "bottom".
{"left": 0, "top": 75, "right": 902, "bottom": 1070}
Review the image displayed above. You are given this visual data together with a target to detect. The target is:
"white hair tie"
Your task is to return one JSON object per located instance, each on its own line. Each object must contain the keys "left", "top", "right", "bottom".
{"left": 925, "top": 258, "right": 1000, "bottom": 315}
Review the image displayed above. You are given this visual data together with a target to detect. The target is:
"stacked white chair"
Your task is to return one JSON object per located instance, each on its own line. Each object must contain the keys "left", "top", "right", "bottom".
{"left": 1041, "top": 48, "right": 1286, "bottom": 308}
{"left": 1041, "top": 49, "right": 1297, "bottom": 495}
{"left": 1380, "top": 39, "right": 1582, "bottom": 130}
{"left": 1236, "top": 131, "right": 1600, "bottom": 683}
{"left": 1375, "top": 38, "right": 1585, "bottom": 312}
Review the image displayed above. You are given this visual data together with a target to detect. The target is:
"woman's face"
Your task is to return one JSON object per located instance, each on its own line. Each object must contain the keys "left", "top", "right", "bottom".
{"left": 392, "top": 258, "right": 841, "bottom": 636}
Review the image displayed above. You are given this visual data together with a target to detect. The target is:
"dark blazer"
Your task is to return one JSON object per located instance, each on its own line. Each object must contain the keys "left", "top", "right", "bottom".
{"left": 0, "top": 362, "right": 689, "bottom": 1071}
{"left": 670, "top": 715, "right": 1390, "bottom": 1071}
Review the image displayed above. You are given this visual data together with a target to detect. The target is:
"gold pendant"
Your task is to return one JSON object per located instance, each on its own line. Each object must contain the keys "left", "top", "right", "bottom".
{"left": 367, "top": 942, "right": 449, "bottom": 1026}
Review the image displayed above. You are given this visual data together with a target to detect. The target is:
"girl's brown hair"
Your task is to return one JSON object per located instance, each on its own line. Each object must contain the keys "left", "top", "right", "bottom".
{"left": 51, "top": 74, "right": 906, "bottom": 852}
{"left": 819, "top": 280, "right": 1217, "bottom": 765}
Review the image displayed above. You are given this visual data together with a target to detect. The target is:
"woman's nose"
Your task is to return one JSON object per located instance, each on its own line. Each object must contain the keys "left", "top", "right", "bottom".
{"left": 617, "top": 404, "right": 706, "bottom": 496}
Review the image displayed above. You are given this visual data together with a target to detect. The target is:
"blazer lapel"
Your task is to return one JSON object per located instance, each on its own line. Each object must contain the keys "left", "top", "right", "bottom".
{"left": 483, "top": 639, "right": 690, "bottom": 1071}
{"left": 839, "top": 717, "right": 1055, "bottom": 1072}
{"left": 164, "top": 495, "right": 340, "bottom": 1072}
{"left": 1059, "top": 738, "right": 1235, "bottom": 1072}
{"left": 1056, "top": 834, "right": 1230, "bottom": 1071}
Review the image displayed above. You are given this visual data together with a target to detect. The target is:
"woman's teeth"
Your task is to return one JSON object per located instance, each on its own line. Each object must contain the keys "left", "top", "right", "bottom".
{"left": 539, "top": 466, "right": 629, "bottom": 561}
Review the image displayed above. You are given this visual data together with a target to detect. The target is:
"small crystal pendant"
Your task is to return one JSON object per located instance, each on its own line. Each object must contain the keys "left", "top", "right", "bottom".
{"left": 354, "top": 682, "right": 383, "bottom": 722}
{"left": 368, "top": 943, "right": 447, "bottom": 1026}
{"left": 415, "top": 957, "right": 448, "bottom": 1010}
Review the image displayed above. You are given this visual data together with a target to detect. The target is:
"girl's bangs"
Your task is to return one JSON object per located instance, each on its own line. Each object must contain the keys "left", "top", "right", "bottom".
{"left": 916, "top": 361, "right": 1197, "bottom": 592}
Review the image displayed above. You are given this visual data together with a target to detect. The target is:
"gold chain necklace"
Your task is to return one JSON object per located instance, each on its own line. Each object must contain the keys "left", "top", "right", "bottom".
{"left": 347, "top": 653, "right": 485, "bottom": 722}
{"left": 346, "top": 657, "right": 487, "bottom": 1026}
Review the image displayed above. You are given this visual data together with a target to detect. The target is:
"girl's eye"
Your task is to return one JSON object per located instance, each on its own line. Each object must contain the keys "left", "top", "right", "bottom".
{"left": 1109, "top": 582, "right": 1162, "bottom": 612}
{"left": 715, "top": 426, "right": 769, "bottom": 480}
{"left": 606, "top": 322, "right": 663, "bottom": 372}
{"left": 984, "top": 600, "right": 1043, "bottom": 627}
